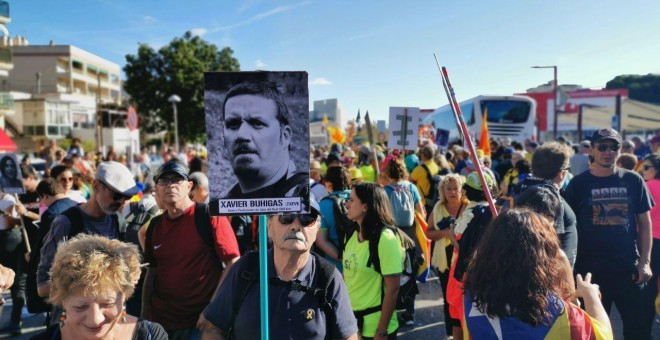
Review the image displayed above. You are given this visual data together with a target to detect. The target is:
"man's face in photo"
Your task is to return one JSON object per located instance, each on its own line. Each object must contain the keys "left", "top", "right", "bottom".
{"left": 223, "top": 94, "right": 291, "bottom": 180}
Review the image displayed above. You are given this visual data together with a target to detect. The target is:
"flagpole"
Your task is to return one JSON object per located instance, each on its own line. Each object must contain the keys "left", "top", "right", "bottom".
{"left": 434, "top": 55, "right": 498, "bottom": 218}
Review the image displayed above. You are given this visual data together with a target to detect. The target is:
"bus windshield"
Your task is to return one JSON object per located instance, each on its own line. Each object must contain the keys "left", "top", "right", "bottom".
{"left": 480, "top": 100, "right": 531, "bottom": 124}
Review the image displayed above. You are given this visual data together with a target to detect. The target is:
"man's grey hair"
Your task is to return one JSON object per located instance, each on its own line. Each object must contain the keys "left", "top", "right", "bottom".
{"left": 189, "top": 171, "right": 209, "bottom": 191}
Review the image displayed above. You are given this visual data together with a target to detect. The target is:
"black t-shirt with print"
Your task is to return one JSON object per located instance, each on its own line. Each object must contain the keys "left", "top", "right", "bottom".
{"left": 564, "top": 168, "right": 654, "bottom": 273}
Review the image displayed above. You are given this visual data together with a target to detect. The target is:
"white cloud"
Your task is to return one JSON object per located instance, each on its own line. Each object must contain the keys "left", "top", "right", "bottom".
{"left": 311, "top": 77, "right": 333, "bottom": 86}
{"left": 208, "top": 1, "right": 312, "bottom": 33}
{"left": 190, "top": 28, "right": 208, "bottom": 37}
{"left": 255, "top": 59, "right": 267, "bottom": 68}
{"left": 143, "top": 16, "right": 157, "bottom": 24}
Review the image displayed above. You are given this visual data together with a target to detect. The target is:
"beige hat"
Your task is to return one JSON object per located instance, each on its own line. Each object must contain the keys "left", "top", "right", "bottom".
{"left": 310, "top": 160, "right": 322, "bottom": 171}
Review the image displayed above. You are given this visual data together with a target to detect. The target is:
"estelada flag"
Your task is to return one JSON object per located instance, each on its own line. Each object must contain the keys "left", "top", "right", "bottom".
{"left": 478, "top": 108, "right": 491, "bottom": 156}
{"left": 414, "top": 211, "right": 431, "bottom": 283}
{"left": 463, "top": 292, "right": 612, "bottom": 339}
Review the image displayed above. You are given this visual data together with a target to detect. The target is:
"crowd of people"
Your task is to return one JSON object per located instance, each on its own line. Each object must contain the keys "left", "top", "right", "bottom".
{"left": 0, "top": 127, "right": 659, "bottom": 339}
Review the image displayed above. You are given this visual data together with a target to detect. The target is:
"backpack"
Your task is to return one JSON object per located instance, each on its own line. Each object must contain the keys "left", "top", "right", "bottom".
{"left": 226, "top": 251, "right": 337, "bottom": 340}
{"left": 385, "top": 183, "right": 415, "bottom": 229}
{"left": 347, "top": 225, "right": 422, "bottom": 323}
{"left": 230, "top": 215, "right": 254, "bottom": 255}
{"left": 125, "top": 202, "right": 160, "bottom": 251}
{"left": 421, "top": 164, "right": 442, "bottom": 211}
{"left": 320, "top": 194, "right": 356, "bottom": 260}
{"left": 26, "top": 206, "right": 126, "bottom": 313}
{"left": 145, "top": 202, "right": 219, "bottom": 267}
{"left": 495, "top": 178, "right": 560, "bottom": 214}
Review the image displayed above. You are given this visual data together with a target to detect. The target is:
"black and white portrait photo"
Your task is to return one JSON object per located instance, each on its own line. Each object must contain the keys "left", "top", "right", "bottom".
{"left": 205, "top": 71, "right": 310, "bottom": 215}
{"left": 0, "top": 154, "right": 25, "bottom": 194}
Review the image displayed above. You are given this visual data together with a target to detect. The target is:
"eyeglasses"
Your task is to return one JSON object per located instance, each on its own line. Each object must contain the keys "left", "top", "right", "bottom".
{"left": 278, "top": 213, "right": 319, "bottom": 227}
{"left": 643, "top": 165, "right": 654, "bottom": 171}
{"left": 156, "top": 177, "right": 185, "bottom": 186}
{"left": 100, "top": 181, "right": 132, "bottom": 201}
{"left": 596, "top": 144, "right": 621, "bottom": 152}
{"left": 561, "top": 165, "right": 571, "bottom": 171}
{"left": 59, "top": 177, "right": 74, "bottom": 183}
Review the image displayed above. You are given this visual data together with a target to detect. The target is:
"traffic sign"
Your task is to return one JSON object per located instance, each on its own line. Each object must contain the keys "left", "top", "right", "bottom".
{"left": 127, "top": 107, "right": 138, "bottom": 131}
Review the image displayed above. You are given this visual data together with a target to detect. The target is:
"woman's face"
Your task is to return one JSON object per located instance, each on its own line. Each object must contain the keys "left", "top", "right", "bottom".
{"left": 57, "top": 170, "right": 74, "bottom": 192}
{"left": 3, "top": 159, "right": 17, "bottom": 179}
{"left": 642, "top": 161, "right": 658, "bottom": 181}
{"left": 346, "top": 189, "right": 367, "bottom": 223}
{"left": 443, "top": 180, "right": 462, "bottom": 205}
{"left": 62, "top": 289, "right": 124, "bottom": 339}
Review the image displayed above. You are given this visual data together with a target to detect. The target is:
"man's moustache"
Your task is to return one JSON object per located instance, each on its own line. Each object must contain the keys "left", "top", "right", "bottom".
{"left": 234, "top": 144, "right": 257, "bottom": 156}
{"left": 285, "top": 232, "right": 306, "bottom": 242}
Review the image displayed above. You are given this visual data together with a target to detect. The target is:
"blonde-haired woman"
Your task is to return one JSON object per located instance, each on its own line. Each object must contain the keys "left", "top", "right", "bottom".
{"left": 32, "top": 234, "right": 167, "bottom": 340}
{"left": 426, "top": 174, "right": 469, "bottom": 338}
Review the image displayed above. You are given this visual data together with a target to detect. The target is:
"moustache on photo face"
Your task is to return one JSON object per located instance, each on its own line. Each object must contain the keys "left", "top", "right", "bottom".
{"left": 284, "top": 231, "right": 306, "bottom": 243}
{"left": 233, "top": 144, "right": 258, "bottom": 156}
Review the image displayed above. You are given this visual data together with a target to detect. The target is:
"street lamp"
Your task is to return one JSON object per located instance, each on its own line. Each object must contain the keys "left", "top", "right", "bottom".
{"left": 168, "top": 94, "right": 181, "bottom": 153}
{"left": 531, "top": 65, "right": 558, "bottom": 139}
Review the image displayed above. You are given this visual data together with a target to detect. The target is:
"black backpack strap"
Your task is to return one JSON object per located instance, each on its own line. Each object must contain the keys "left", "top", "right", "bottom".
{"left": 145, "top": 214, "right": 163, "bottom": 268}
{"left": 312, "top": 253, "right": 338, "bottom": 340}
{"left": 420, "top": 164, "right": 433, "bottom": 197}
{"left": 113, "top": 213, "right": 127, "bottom": 241}
{"left": 194, "top": 202, "right": 215, "bottom": 249}
{"left": 195, "top": 202, "right": 225, "bottom": 270}
{"left": 62, "top": 206, "right": 84, "bottom": 239}
{"left": 226, "top": 251, "right": 260, "bottom": 340}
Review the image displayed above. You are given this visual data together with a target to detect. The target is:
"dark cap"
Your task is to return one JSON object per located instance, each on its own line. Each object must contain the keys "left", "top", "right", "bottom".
{"left": 591, "top": 128, "right": 622, "bottom": 144}
{"left": 325, "top": 152, "right": 341, "bottom": 165}
{"left": 650, "top": 135, "right": 660, "bottom": 145}
{"left": 153, "top": 161, "right": 189, "bottom": 182}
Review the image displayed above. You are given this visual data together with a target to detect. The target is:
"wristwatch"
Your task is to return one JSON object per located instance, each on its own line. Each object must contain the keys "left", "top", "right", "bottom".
{"left": 22, "top": 211, "right": 29, "bottom": 217}
{"left": 377, "top": 329, "right": 388, "bottom": 337}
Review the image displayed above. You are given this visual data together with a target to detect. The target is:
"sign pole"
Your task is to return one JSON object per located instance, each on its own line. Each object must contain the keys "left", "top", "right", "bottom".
{"left": 434, "top": 55, "right": 498, "bottom": 218}
{"left": 364, "top": 111, "right": 380, "bottom": 180}
{"left": 259, "top": 214, "right": 269, "bottom": 340}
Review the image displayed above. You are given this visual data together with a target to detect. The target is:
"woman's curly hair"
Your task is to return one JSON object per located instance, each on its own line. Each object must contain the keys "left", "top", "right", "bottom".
{"left": 48, "top": 234, "right": 142, "bottom": 306}
{"left": 463, "top": 209, "right": 573, "bottom": 325}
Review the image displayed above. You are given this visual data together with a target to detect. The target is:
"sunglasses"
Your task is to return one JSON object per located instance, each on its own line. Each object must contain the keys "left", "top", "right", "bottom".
{"left": 100, "top": 181, "right": 132, "bottom": 201}
{"left": 156, "top": 177, "right": 185, "bottom": 186}
{"left": 59, "top": 177, "right": 74, "bottom": 183}
{"left": 278, "top": 213, "right": 319, "bottom": 227}
{"left": 643, "top": 165, "right": 654, "bottom": 171}
{"left": 596, "top": 144, "right": 621, "bottom": 152}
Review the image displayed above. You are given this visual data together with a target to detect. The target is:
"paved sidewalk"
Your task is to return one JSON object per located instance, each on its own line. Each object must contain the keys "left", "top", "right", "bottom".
{"left": 1, "top": 279, "right": 660, "bottom": 339}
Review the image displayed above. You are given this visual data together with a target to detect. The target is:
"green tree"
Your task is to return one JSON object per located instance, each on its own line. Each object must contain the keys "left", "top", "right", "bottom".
{"left": 605, "top": 73, "right": 660, "bottom": 105}
{"left": 124, "top": 32, "right": 240, "bottom": 143}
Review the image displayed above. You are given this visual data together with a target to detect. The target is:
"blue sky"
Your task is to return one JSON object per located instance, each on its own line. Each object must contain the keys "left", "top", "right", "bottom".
{"left": 8, "top": 0, "right": 660, "bottom": 123}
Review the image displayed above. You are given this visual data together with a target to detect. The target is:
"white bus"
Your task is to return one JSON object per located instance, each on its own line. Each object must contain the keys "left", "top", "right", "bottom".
{"left": 422, "top": 95, "right": 537, "bottom": 144}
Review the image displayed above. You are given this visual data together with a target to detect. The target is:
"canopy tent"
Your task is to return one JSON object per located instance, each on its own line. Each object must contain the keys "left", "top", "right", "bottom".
{"left": 0, "top": 129, "right": 16, "bottom": 152}
{"left": 558, "top": 99, "right": 660, "bottom": 133}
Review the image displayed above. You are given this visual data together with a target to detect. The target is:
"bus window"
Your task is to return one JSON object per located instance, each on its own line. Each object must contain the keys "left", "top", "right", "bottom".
{"left": 430, "top": 102, "right": 474, "bottom": 129}
{"left": 481, "top": 100, "right": 531, "bottom": 124}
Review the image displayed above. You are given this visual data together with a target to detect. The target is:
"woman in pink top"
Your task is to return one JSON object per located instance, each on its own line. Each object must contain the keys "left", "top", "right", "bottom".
{"left": 641, "top": 153, "right": 660, "bottom": 318}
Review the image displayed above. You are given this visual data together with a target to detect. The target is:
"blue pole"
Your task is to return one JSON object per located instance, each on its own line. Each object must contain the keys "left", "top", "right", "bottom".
{"left": 259, "top": 215, "right": 269, "bottom": 340}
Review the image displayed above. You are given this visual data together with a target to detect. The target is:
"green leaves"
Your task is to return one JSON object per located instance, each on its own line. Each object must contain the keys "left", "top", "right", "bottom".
{"left": 123, "top": 32, "right": 241, "bottom": 143}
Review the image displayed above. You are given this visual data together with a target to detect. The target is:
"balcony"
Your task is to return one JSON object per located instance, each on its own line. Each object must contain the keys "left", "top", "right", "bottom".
{"left": 0, "top": 47, "right": 12, "bottom": 71}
